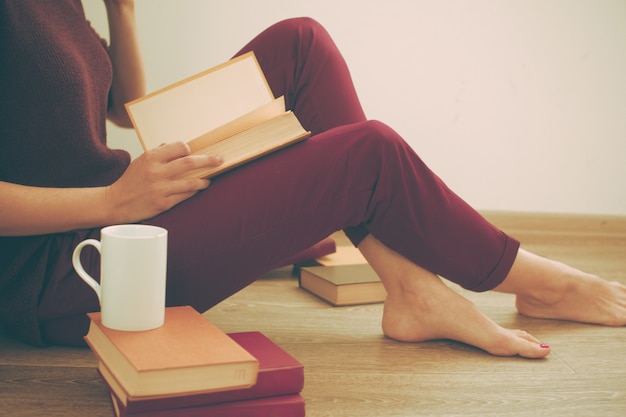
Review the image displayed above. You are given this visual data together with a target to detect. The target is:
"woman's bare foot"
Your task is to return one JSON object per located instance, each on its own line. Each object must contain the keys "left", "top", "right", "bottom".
{"left": 381, "top": 273, "right": 551, "bottom": 358}
{"left": 358, "top": 235, "right": 551, "bottom": 358}
{"left": 497, "top": 249, "right": 626, "bottom": 326}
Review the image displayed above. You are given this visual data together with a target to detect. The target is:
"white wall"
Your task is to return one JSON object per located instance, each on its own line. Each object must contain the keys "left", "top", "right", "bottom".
{"left": 84, "top": 0, "right": 626, "bottom": 215}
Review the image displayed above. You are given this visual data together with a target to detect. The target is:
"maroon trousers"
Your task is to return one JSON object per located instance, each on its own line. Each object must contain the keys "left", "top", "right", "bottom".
{"left": 38, "top": 18, "right": 519, "bottom": 346}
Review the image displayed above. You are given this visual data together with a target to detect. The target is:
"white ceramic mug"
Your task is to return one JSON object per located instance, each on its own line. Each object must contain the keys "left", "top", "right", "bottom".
{"left": 72, "top": 224, "right": 168, "bottom": 331}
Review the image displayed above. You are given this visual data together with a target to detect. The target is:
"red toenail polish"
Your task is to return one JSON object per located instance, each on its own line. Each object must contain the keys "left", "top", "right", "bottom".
{"left": 540, "top": 344, "right": 550, "bottom": 349}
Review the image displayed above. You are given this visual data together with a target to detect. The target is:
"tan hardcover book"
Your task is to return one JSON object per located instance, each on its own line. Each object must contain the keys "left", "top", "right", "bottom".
{"left": 125, "top": 51, "right": 310, "bottom": 179}
{"left": 299, "top": 264, "right": 387, "bottom": 306}
{"left": 84, "top": 306, "right": 258, "bottom": 397}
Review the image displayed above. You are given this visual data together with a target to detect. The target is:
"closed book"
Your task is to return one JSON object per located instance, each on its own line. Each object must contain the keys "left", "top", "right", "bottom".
{"left": 85, "top": 306, "right": 258, "bottom": 397}
{"left": 299, "top": 263, "right": 387, "bottom": 306}
{"left": 108, "top": 393, "right": 306, "bottom": 417}
{"left": 98, "top": 332, "right": 304, "bottom": 414}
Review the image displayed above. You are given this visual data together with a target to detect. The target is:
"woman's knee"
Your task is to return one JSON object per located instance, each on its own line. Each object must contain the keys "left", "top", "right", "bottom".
{"left": 256, "top": 17, "right": 335, "bottom": 58}
{"left": 272, "top": 17, "right": 329, "bottom": 41}
{"left": 318, "top": 120, "right": 407, "bottom": 156}
{"left": 357, "top": 120, "right": 407, "bottom": 151}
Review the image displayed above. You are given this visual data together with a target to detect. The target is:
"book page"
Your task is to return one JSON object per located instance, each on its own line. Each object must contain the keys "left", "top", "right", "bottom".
{"left": 187, "top": 96, "right": 286, "bottom": 153}
{"left": 182, "top": 112, "right": 310, "bottom": 179}
{"left": 126, "top": 52, "right": 274, "bottom": 150}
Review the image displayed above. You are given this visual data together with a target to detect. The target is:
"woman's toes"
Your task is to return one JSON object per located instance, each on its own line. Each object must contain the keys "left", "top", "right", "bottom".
{"left": 486, "top": 330, "right": 550, "bottom": 359}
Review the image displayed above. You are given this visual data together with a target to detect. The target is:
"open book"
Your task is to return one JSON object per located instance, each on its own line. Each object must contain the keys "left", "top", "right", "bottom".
{"left": 125, "top": 51, "right": 311, "bottom": 179}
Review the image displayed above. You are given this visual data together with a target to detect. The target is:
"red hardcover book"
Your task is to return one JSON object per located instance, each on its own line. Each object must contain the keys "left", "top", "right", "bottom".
{"left": 109, "top": 393, "right": 305, "bottom": 417}
{"left": 99, "top": 332, "right": 304, "bottom": 414}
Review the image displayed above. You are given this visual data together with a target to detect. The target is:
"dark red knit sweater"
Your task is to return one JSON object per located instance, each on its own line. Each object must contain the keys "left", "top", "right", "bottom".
{"left": 0, "top": 1, "right": 130, "bottom": 345}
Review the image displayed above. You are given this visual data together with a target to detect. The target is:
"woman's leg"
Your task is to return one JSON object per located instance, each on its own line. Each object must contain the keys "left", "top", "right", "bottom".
{"left": 359, "top": 235, "right": 551, "bottom": 358}
{"left": 151, "top": 121, "right": 521, "bottom": 320}
{"left": 39, "top": 120, "right": 625, "bottom": 350}
{"left": 243, "top": 19, "right": 626, "bottom": 349}
{"left": 359, "top": 233, "right": 626, "bottom": 358}
{"left": 233, "top": 17, "right": 367, "bottom": 135}
{"left": 496, "top": 249, "right": 626, "bottom": 326}
{"left": 38, "top": 118, "right": 525, "bottom": 348}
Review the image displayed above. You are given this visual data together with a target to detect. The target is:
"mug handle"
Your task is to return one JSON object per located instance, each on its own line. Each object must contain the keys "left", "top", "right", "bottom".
{"left": 72, "top": 239, "right": 102, "bottom": 303}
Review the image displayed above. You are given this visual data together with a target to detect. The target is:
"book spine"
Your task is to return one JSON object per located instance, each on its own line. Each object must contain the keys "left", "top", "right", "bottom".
{"left": 112, "top": 394, "right": 305, "bottom": 417}
{"left": 123, "top": 366, "right": 304, "bottom": 413}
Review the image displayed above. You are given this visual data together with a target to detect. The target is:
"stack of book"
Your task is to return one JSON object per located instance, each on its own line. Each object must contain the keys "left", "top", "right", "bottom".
{"left": 85, "top": 306, "right": 305, "bottom": 416}
{"left": 298, "top": 246, "right": 387, "bottom": 306}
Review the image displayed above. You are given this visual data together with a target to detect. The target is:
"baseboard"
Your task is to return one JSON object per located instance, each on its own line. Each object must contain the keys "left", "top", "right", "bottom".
{"left": 330, "top": 211, "right": 626, "bottom": 245}
{"left": 479, "top": 210, "right": 626, "bottom": 236}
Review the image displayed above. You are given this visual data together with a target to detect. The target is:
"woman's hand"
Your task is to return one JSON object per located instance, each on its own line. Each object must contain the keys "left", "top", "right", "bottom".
{"left": 0, "top": 143, "right": 223, "bottom": 236}
{"left": 106, "top": 142, "right": 224, "bottom": 223}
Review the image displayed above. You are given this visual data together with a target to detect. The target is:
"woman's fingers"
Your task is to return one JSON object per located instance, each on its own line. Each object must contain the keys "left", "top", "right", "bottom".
{"left": 107, "top": 142, "right": 225, "bottom": 222}
{"left": 167, "top": 154, "right": 224, "bottom": 179}
{"left": 152, "top": 141, "right": 193, "bottom": 162}
{"left": 153, "top": 142, "right": 224, "bottom": 180}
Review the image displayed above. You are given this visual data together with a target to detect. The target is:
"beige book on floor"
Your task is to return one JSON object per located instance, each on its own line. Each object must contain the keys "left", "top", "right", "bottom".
{"left": 299, "top": 264, "right": 386, "bottom": 306}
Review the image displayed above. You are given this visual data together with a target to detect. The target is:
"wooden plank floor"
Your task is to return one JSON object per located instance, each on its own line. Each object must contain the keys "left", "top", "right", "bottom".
{"left": 1, "top": 212, "right": 625, "bottom": 416}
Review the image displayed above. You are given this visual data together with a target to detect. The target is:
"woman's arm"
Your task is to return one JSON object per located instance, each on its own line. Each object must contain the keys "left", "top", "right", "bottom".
{"left": 0, "top": 181, "right": 111, "bottom": 236}
{"left": 104, "top": 0, "right": 146, "bottom": 128}
{"left": 0, "top": 143, "right": 223, "bottom": 236}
